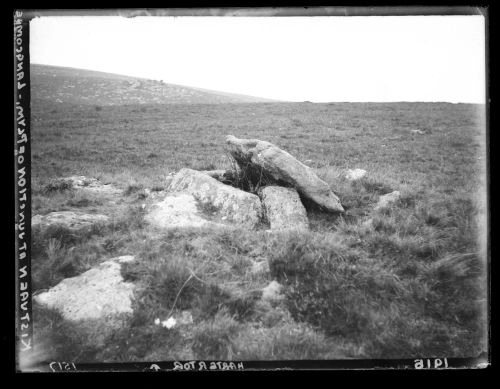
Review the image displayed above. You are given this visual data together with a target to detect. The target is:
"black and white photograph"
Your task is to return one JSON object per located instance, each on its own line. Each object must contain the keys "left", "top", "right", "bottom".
{"left": 15, "top": 7, "right": 489, "bottom": 371}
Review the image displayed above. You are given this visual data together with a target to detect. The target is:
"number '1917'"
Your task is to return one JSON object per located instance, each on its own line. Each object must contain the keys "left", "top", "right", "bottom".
{"left": 49, "top": 362, "right": 77, "bottom": 372}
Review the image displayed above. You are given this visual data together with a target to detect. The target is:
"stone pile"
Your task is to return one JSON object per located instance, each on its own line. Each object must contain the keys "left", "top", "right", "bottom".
{"left": 145, "top": 135, "right": 345, "bottom": 232}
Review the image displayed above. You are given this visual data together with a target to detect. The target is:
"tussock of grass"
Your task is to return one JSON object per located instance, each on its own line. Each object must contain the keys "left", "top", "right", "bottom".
{"left": 231, "top": 322, "right": 343, "bottom": 360}
{"left": 65, "top": 191, "right": 104, "bottom": 208}
{"left": 191, "top": 309, "right": 241, "bottom": 359}
{"left": 124, "top": 182, "right": 144, "bottom": 196}
{"left": 32, "top": 303, "right": 102, "bottom": 362}
{"left": 32, "top": 232, "right": 108, "bottom": 291}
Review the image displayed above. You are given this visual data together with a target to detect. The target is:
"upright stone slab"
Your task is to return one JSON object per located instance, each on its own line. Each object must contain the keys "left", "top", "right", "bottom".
{"left": 260, "top": 186, "right": 309, "bottom": 231}
{"left": 225, "top": 135, "right": 344, "bottom": 213}
{"left": 167, "top": 168, "right": 263, "bottom": 228}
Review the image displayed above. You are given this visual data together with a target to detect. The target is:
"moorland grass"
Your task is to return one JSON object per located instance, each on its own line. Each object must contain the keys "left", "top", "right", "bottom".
{"left": 30, "top": 101, "right": 488, "bottom": 361}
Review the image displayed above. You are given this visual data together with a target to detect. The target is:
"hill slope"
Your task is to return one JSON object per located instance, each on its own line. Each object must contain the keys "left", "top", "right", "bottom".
{"left": 30, "top": 64, "right": 280, "bottom": 106}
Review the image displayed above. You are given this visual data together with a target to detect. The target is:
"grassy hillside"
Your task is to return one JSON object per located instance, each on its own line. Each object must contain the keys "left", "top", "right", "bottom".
{"left": 30, "top": 64, "right": 279, "bottom": 106}
{"left": 30, "top": 91, "right": 488, "bottom": 361}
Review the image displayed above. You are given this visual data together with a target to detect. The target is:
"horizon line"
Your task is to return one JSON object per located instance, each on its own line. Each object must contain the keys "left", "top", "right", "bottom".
{"left": 30, "top": 62, "right": 486, "bottom": 105}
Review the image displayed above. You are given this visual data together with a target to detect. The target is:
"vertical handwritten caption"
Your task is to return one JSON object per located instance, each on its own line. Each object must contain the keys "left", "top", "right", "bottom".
{"left": 15, "top": 10, "right": 31, "bottom": 353}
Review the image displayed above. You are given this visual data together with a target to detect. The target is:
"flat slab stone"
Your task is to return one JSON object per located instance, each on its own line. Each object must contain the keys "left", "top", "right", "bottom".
{"left": 145, "top": 192, "right": 226, "bottom": 229}
{"left": 225, "top": 135, "right": 344, "bottom": 213}
{"left": 167, "top": 168, "right": 263, "bottom": 228}
{"left": 374, "top": 191, "right": 401, "bottom": 210}
{"left": 34, "top": 258, "right": 136, "bottom": 323}
{"left": 260, "top": 186, "right": 309, "bottom": 231}
{"left": 32, "top": 211, "right": 109, "bottom": 232}
{"left": 62, "top": 176, "right": 122, "bottom": 196}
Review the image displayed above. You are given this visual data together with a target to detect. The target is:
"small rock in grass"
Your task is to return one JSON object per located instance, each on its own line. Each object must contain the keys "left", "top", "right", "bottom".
{"left": 374, "top": 191, "right": 401, "bottom": 210}
{"left": 262, "top": 280, "right": 284, "bottom": 302}
{"left": 345, "top": 168, "right": 367, "bottom": 181}
{"left": 177, "top": 310, "right": 194, "bottom": 325}
{"left": 62, "top": 176, "right": 121, "bottom": 196}
{"left": 251, "top": 260, "right": 269, "bottom": 274}
{"left": 361, "top": 218, "right": 373, "bottom": 228}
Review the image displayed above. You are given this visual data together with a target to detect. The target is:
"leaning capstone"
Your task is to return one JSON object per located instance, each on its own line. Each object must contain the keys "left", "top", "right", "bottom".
{"left": 32, "top": 211, "right": 109, "bottom": 233}
{"left": 34, "top": 259, "right": 136, "bottom": 340}
{"left": 259, "top": 186, "right": 309, "bottom": 231}
{"left": 225, "top": 135, "right": 344, "bottom": 213}
{"left": 145, "top": 192, "right": 226, "bottom": 229}
{"left": 167, "top": 168, "right": 262, "bottom": 228}
{"left": 374, "top": 191, "right": 401, "bottom": 210}
{"left": 345, "top": 168, "right": 367, "bottom": 181}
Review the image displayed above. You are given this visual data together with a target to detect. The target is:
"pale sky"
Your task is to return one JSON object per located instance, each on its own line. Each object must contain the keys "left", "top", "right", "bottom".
{"left": 30, "top": 15, "right": 486, "bottom": 103}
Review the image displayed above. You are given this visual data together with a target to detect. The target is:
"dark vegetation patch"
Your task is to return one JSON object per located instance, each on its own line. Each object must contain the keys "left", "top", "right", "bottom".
{"left": 124, "top": 183, "right": 144, "bottom": 196}
{"left": 42, "top": 178, "right": 73, "bottom": 194}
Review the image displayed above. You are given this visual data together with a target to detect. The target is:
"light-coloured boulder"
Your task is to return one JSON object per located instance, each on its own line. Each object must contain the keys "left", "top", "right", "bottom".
{"left": 145, "top": 192, "right": 226, "bottom": 229}
{"left": 167, "top": 168, "right": 262, "bottom": 228}
{"left": 345, "top": 168, "right": 367, "bottom": 181}
{"left": 260, "top": 186, "right": 309, "bottom": 231}
{"left": 34, "top": 258, "right": 136, "bottom": 323}
{"left": 32, "top": 211, "right": 109, "bottom": 232}
{"left": 225, "top": 135, "right": 344, "bottom": 213}
{"left": 374, "top": 191, "right": 401, "bottom": 210}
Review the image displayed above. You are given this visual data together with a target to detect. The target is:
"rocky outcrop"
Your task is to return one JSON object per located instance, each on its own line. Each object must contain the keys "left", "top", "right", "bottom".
{"left": 225, "top": 135, "right": 344, "bottom": 213}
{"left": 32, "top": 211, "right": 109, "bottom": 233}
{"left": 167, "top": 168, "right": 263, "bottom": 228}
{"left": 259, "top": 186, "right": 309, "bottom": 231}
